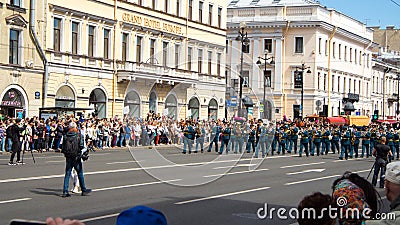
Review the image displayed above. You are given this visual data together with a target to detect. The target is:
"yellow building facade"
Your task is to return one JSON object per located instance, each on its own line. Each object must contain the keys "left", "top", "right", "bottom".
{"left": 36, "top": 0, "right": 227, "bottom": 120}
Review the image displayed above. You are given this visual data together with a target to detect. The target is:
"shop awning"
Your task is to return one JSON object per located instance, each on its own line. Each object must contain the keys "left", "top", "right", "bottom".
{"left": 376, "top": 119, "right": 398, "bottom": 124}
{"left": 327, "top": 117, "right": 347, "bottom": 125}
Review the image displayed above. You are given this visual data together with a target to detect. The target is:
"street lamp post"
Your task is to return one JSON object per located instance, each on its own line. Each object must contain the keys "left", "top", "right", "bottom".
{"left": 236, "top": 22, "right": 250, "bottom": 118}
{"left": 295, "top": 62, "right": 311, "bottom": 119}
{"left": 256, "top": 50, "right": 274, "bottom": 119}
{"left": 397, "top": 74, "right": 400, "bottom": 119}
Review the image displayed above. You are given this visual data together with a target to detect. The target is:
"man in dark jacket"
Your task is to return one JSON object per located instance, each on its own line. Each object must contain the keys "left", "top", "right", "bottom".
{"left": 372, "top": 136, "right": 392, "bottom": 188}
{"left": 61, "top": 121, "right": 91, "bottom": 197}
{"left": 8, "top": 118, "right": 26, "bottom": 166}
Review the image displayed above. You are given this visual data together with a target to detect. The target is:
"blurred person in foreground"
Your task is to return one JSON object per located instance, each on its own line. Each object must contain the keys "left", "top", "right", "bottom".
{"left": 297, "top": 192, "right": 335, "bottom": 225}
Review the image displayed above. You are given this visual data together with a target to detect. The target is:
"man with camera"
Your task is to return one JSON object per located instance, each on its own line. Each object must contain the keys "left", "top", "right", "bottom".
{"left": 8, "top": 118, "right": 26, "bottom": 166}
{"left": 61, "top": 121, "right": 91, "bottom": 197}
{"left": 371, "top": 136, "right": 392, "bottom": 188}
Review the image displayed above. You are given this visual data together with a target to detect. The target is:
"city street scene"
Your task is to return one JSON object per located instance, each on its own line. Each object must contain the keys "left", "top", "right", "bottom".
{"left": 1, "top": 0, "right": 400, "bottom": 224}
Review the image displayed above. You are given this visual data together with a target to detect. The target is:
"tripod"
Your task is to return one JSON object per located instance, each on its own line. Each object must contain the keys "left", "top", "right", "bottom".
{"left": 21, "top": 131, "right": 36, "bottom": 164}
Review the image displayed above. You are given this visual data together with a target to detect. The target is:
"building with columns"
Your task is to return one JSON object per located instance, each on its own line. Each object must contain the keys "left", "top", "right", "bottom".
{"left": 226, "top": 0, "right": 375, "bottom": 120}
{"left": 2, "top": 0, "right": 227, "bottom": 120}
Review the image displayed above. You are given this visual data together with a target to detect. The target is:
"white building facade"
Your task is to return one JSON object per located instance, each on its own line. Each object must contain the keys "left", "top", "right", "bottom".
{"left": 226, "top": 0, "right": 375, "bottom": 120}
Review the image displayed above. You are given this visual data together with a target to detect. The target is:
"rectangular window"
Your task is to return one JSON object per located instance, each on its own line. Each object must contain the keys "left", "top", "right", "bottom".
{"left": 199, "top": 2, "right": 203, "bottom": 23}
{"left": 150, "top": 39, "right": 155, "bottom": 63}
{"left": 264, "top": 39, "right": 272, "bottom": 53}
{"left": 332, "top": 75, "right": 335, "bottom": 92}
{"left": 217, "top": 53, "right": 221, "bottom": 76}
{"left": 349, "top": 48, "right": 352, "bottom": 62}
{"left": 318, "top": 38, "right": 322, "bottom": 54}
{"left": 317, "top": 72, "right": 320, "bottom": 90}
{"left": 175, "top": 44, "right": 179, "bottom": 68}
{"left": 354, "top": 79, "right": 356, "bottom": 93}
{"left": 264, "top": 70, "right": 271, "bottom": 87}
{"left": 338, "top": 76, "right": 341, "bottom": 92}
{"left": 188, "top": 0, "right": 193, "bottom": 20}
{"left": 344, "top": 78, "right": 346, "bottom": 93}
{"left": 209, "top": 4, "right": 213, "bottom": 26}
{"left": 354, "top": 49, "right": 357, "bottom": 64}
{"left": 176, "top": 0, "right": 180, "bottom": 16}
{"left": 53, "top": 18, "right": 61, "bottom": 52}
{"left": 243, "top": 71, "right": 249, "bottom": 87}
{"left": 9, "top": 29, "right": 19, "bottom": 64}
{"left": 344, "top": 46, "right": 347, "bottom": 61}
{"left": 88, "top": 25, "right": 95, "bottom": 57}
{"left": 163, "top": 41, "right": 168, "bottom": 67}
{"left": 218, "top": 7, "right": 222, "bottom": 28}
{"left": 198, "top": 49, "right": 203, "bottom": 73}
{"left": 71, "top": 21, "right": 79, "bottom": 54}
{"left": 348, "top": 78, "right": 351, "bottom": 93}
{"left": 188, "top": 47, "right": 192, "bottom": 71}
{"left": 338, "top": 44, "right": 342, "bottom": 60}
{"left": 136, "top": 36, "right": 142, "bottom": 63}
{"left": 164, "top": 0, "right": 168, "bottom": 12}
{"left": 122, "top": 33, "right": 128, "bottom": 61}
{"left": 103, "top": 29, "right": 110, "bottom": 59}
{"left": 295, "top": 37, "right": 303, "bottom": 53}
{"left": 324, "top": 73, "right": 327, "bottom": 91}
{"left": 208, "top": 51, "right": 212, "bottom": 75}
{"left": 325, "top": 40, "right": 328, "bottom": 56}
{"left": 359, "top": 51, "right": 362, "bottom": 65}
{"left": 366, "top": 82, "right": 369, "bottom": 97}
{"left": 10, "top": 0, "right": 21, "bottom": 7}
{"left": 332, "top": 42, "right": 336, "bottom": 58}
{"left": 359, "top": 80, "right": 361, "bottom": 94}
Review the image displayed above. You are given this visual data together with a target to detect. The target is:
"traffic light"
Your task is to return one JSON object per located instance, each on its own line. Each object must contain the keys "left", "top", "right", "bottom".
{"left": 372, "top": 110, "right": 379, "bottom": 121}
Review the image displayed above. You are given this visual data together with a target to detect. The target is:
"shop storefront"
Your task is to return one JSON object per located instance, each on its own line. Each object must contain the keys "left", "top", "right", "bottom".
{"left": 0, "top": 88, "right": 27, "bottom": 118}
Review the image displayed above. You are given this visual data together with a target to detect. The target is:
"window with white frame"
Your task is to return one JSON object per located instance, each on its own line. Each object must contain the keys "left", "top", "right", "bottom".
{"left": 53, "top": 18, "right": 62, "bottom": 52}
{"left": 104, "top": 29, "right": 110, "bottom": 59}
{"left": 88, "top": 25, "right": 95, "bottom": 57}
{"left": 175, "top": 44, "right": 180, "bottom": 68}
{"left": 122, "top": 33, "right": 128, "bottom": 61}
{"left": 163, "top": 41, "right": 168, "bottom": 67}
{"left": 198, "top": 49, "right": 203, "bottom": 73}
{"left": 9, "top": 29, "right": 20, "bottom": 65}
{"left": 208, "top": 51, "right": 212, "bottom": 75}
{"left": 188, "top": 47, "right": 192, "bottom": 71}
{"left": 217, "top": 53, "right": 221, "bottom": 76}
{"left": 150, "top": 39, "right": 156, "bottom": 63}
{"left": 199, "top": 2, "right": 203, "bottom": 23}
{"left": 136, "top": 36, "right": 142, "bottom": 63}
{"left": 218, "top": 7, "right": 222, "bottom": 28}
{"left": 71, "top": 21, "right": 79, "bottom": 54}
{"left": 209, "top": 4, "right": 213, "bottom": 26}
{"left": 295, "top": 37, "right": 303, "bottom": 53}
{"left": 264, "top": 39, "right": 272, "bottom": 53}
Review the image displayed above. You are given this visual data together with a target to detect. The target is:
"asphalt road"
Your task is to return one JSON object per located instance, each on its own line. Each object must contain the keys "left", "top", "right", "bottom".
{"left": 0, "top": 145, "right": 391, "bottom": 225}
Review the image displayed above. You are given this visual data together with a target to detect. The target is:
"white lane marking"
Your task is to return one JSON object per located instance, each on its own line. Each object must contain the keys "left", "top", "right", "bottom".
{"left": 0, "top": 198, "right": 32, "bottom": 204}
{"left": 46, "top": 160, "right": 65, "bottom": 163}
{"left": 106, "top": 160, "right": 142, "bottom": 165}
{"left": 280, "top": 162, "right": 325, "bottom": 169}
{"left": 175, "top": 187, "right": 270, "bottom": 205}
{"left": 213, "top": 164, "right": 257, "bottom": 169}
{"left": 332, "top": 158, "right": 364, "bottom": 162}
{"left": 287, "top": 169, "right": 326, "bottom": 175}
{"left": 92, "top": 179, "right": 181, "bottom": 192}
{"left": 81, "top": 213, "right": 120, "bottom": 223}
{"left": 285, "top": 169, "right": 371, "bottom": 186}
{"left": 204, "top": 168, "right": 270, "bottom": 178}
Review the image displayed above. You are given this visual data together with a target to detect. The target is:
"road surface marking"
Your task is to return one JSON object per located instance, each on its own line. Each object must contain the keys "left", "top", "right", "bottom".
{"left": 0, "top": 198, "right": 31, "bottom": 204}
{"left": 106, "top": 160, "right": 142, "bottom": 165}
{"left": 46, "top": 160, "right": 65, "bottom": 163}
{"left": 81, "top": 213, "right": 119, "bottom": 223}
{"left": 332, "top": 158, "right": 364, "bottom": 162}
{"left": 280, "top": 162, "right": 325, "bottom": 169}
{"left": 213, "top": 164, "right": 257, "bottom": 169}
{"left": 204, "top": 168, "right": 270, "bottom": 178}
{"left": 93, "top": 179, "right": 181, "bottom": 192}
{"left": 287, "top": 169, "right": 326, "bottom": 175}
{"left": 285, "top": 169, "right": 370, "bottom": 185}
{"left": 175, "top": 187, "right": 271, "bottom": 205}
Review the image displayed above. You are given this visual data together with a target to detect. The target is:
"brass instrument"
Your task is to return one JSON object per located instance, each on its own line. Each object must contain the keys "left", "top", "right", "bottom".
{"left": 351, "top": 130, "right": 355, "bottom": 145}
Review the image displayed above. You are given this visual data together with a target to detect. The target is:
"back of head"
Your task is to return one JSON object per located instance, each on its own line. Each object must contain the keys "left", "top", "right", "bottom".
{"left": 116, "top": 206, "right": 167, "bottom": 225}
{"left": 297, "top": 192, "right": 334, "bottom": 225}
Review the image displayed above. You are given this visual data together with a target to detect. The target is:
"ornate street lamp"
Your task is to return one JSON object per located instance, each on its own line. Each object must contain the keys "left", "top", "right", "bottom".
{"left": 256, "top": 49, "right": 274, "bottom": 119}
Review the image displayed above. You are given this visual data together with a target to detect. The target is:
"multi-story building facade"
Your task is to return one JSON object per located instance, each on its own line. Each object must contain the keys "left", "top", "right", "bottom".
{"left": 226, "top": 0, "right": 375, "bottom": 120}
{"left": 2, "top": 0, "right": 227, "bottom": 120}
{"left": 0, "top": 0, "right": 44, "bottom": 118}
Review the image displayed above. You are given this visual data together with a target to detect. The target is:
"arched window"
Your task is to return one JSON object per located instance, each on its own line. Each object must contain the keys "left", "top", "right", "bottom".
{"left": 124, "top": 91, "right": 141, "bottom": 118}
{"left": 188, "top": 97, "right": 199, "bottom": 119}
{"left": 208, "top": 99, "right": 218, "bottom": 120}
{"left": 165, "top": 94, "right": 178, "bottom": 120}
{"left": 89, "top": 88, "right": 107, "bottom": 118}
{"left": 1, "top": 88, "right": 25, "bottom": 118}
{"left": 55, "top": 85, "right": 75, "bottom": 108}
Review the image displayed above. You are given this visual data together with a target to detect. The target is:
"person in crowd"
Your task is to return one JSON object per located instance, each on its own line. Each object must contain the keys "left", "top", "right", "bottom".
{"left": 8, "top": 118, "right": 26, "bottom": 165}
{"left": 372, "top": 136, "right": 392, "bottom": 188}
{"left": 332, "top": 171, "right": 379, "bottom": 225}
{"left": 366, "top": 161, "right": 400, "bottom": 224}
{"left": 297, "top": 192, "right": 335, "bottom": 225}
{"left": 0, "top": 121, "right": 6, "bottom": 154}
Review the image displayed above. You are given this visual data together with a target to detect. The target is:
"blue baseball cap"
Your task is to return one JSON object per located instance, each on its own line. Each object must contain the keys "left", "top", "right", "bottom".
{"left": 116, "top": 205, "right": 168, "bottom": 225}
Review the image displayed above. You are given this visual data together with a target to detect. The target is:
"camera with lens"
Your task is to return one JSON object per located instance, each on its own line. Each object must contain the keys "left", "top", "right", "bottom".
{"left": 81, "top": 151, "right": 89, "bottom": 161}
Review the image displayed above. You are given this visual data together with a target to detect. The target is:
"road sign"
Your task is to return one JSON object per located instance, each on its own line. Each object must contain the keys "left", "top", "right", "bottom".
{"left": 356, "top": 111, "right": 361, "bottom": 116}
{"left": 316, "top": 100, "right": 322, "bottom": 106}
{"left": 248, "top": 107, "right": 253, "bottom": 115}
{"left": 231, "top": 96, "right": 237, "bottom": 107}
{"left": 226, "top": 100, "right": 231, "bottom": 107}
{"left": 35, "top": 91, "right": 40, "bottom": 99}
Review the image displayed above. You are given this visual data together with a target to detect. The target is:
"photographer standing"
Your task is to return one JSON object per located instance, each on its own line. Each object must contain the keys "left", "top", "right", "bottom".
{"left": 372, "top": 136, "right": 392, "bottom": 188}
{"left": 61, "top": 121, "right": 91, "bottom": 197}
{"left": 8, "top": 118, "right": 26, "bottom": 165}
